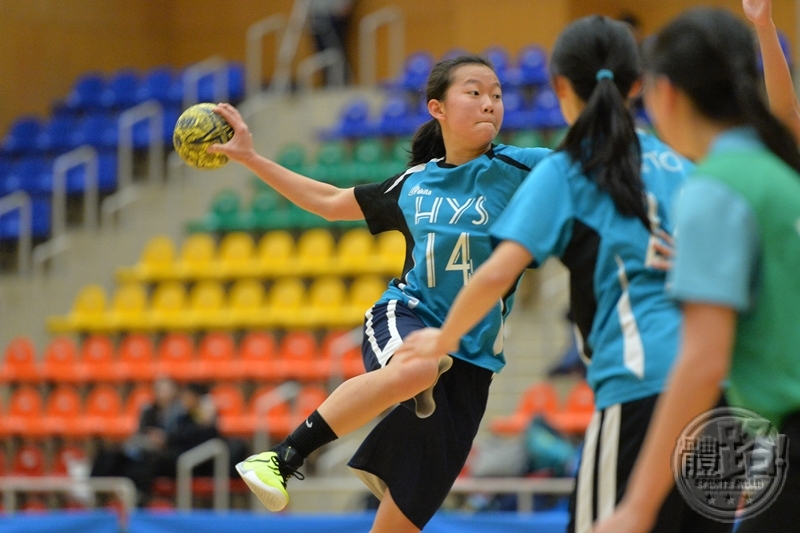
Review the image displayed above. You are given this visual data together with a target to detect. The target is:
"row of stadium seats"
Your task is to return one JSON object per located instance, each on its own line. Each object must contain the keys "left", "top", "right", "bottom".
{"left": 119, "top": 229, "right": 404, "bottom": 283}
{"left": 489, "top": 380, "right": 595, "bottom": 437}
{"left": 0, "top": 442, "right": 87, "bottom": 478}
{"left": 47, "top": 274, "right": 387, "bottom": 333}
{"left": 0, "top": 380, "right": 329, "bottom": 440}
{"left": 1, "top": 331, "right": 363, "bottom": 385}
{"left": 322, "top": 86, "right": 566, "bottom": 140}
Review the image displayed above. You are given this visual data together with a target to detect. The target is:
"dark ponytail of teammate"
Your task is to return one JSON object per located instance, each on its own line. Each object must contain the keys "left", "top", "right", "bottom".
{"left": 550, "top": 16, "right": 649, "bottom": 229}
{"left": 646, "top": 7, "right": 800, "bottom": 174}
{"left": 409, "top": 55, "right": 495, "bottom": 166}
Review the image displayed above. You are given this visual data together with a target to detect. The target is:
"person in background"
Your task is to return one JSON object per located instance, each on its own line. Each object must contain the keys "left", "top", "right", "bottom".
{"left": 308, "top": 0, "right": 355, "bottom": 86}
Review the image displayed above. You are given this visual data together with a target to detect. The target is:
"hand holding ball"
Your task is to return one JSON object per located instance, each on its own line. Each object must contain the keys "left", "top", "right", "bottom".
{"left": 173, "top": 103, "right": 234, "bottom": 169}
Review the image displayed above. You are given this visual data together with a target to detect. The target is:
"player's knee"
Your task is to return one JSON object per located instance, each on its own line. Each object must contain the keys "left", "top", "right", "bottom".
{"left": 387, "top": 356, "right": 439, "bottom": 397}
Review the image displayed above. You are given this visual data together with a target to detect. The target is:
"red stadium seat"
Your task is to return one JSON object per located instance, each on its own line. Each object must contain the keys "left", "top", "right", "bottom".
{"left": 279, "top": 331, "right": 326, "bottom": 381}
{"left": 41, "top": 336, "right": 84, "bottom": 383}
{"left": 249, "top": 385, "right": 293, "bottom": 438}
{"left": 239, "top": 331, "right": 280, "bottom": 381}
{"left": 44, "top": 384, "right": 85, "bottom": 437}
{"left": 490, "top": 381, "right": 560, "bottom": 436}
{"left": 125, "top": 383, "right": 155, "bottom": 424}
{"left": 321, "top": 330, "right": 363, "bottom": 381}
{"left": 547, "top": 380, "right": 595, "bottom": 435}
{"left": 196, "top": 332, "right": 239, "bottom": 381}
{"left": 0, "top": 337, "right": 41, "bottom": 383}
{"left": 155, "top": 332, "right": 196, "bottom": 381}
{"left": 118, "top": 333, "right": 156, "bottom": 382}
{"left": 293, "top": 385, "right": 328, "bottom": 426}
{"left": 211, "top": 383, "right": 247, "bottom": 437}
{"left": 6, "top": 385, "right": 46, "bottom": 438}
{"left": 50, "top": 444, "right": 87, "bottom": 476}
{"left": 80, "top": 334, "right": 118, "bottom": 382}
{"left": 12, "top": 444, "right": 46, "bottom": 476}
{"left": 84, "top": 384, "right": 130, "bottom": 439}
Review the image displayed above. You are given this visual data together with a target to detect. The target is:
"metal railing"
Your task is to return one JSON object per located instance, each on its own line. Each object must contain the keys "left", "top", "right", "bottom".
{"left": 183, "top": 55, "right": 230, "bottom": 108}
{"left": 176, "top": 438, "right": 230, "bottom": 511}
{"left": 0, "top": 191, "right": 32, "bottom": 275}
{"left": 245, "top": 14, "right": 287, "bottom": 99}
{"left": 0, "top": 476, "right": 136, "bottom": 517}
{"left": 102, "top": 100, "right": 165, "bottom": 227}
{"left": 358, "top": 6, "right": 405, "bottom": 86}
{"left": 297, "top": 49, "right": 346, "bottom": 91}
{"left": 271, "top": 0, "right": 312, "bottom": 95}
{"left": 32, "top": 146, "right": 99, "bottom": 273}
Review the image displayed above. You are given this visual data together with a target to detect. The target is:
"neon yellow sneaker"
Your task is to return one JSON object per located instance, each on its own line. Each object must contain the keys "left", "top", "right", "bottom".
{"left": 235, "top": 448, "right": 305, "bottom": 511}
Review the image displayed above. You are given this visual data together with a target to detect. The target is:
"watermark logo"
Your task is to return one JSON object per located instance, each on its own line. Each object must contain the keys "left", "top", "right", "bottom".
{"left": 672, "top": 407, "right": 789, "bottom": 522}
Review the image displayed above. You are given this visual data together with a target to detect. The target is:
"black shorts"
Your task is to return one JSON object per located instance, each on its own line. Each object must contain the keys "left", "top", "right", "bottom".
{"left": 735, "top": 410, "right": 800, "bottom": 533}
{"left": 348, "top": 347, "right": 493, "bottom": 529}
{"left": 567, "top": 394, "right": 734, "bottom": 533}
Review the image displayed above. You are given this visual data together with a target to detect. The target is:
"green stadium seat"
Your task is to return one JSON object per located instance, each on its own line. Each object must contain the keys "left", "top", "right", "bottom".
{"left": 309, "top": 141, "right": 351, "bottom": 186}
{"left": 509, "top": 130, "right": 546, "bottom": 149}
{"left": 352, "top": 139, "right": 385, "bottom": 183}
{"left": 186, "top": 189, "right": 243, "bottom": 233}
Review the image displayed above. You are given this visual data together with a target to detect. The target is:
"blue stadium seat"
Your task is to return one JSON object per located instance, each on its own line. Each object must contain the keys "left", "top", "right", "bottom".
{"left": 68, "top": 113, "right": 118, "bottom": 150}
{"left": 482, "top": 46, "right": 517, "bottom": 86}
{"left": 63, "top": 73, "right": 106, "bottom": 112}
{"left": 320, "top": 98, "right": 374, "bottom": 139}
{"left": 384, "top": 51, "right": 434, "bottom": 94}
{"left": 135, "top": 66, "right": 175, "bottom": 105}
{"left": 197, "top": 62, "right": 246, "bottom": 103}
{"left": 3, "top": 157, "right": 50, "bottom": 195}
{"left": 65, "top": 152, "right": 118, "bottom": 193}
{"left": 101, "top": 70, "right": 140, "bottom": 110}
{"left": 440, "top": 48, "right": 470, "bottom": 62}
{"left": 0, "top": 196, "right": 51, "bottom": 239}
{"left": 500, "top": 90, "right": 533, "bottom": 130}
{"left": 531, "top": 87, "right": 567, "bottom": 129}
{"left": 36, "top": 116, "right": 78, "bottom": 154}
{"left": 2, "top": 116, "right": 43, "bottom": 156}
{"left": 132, "top": 106, "right": 179, "bottom": 149}
{"left": 518, "top": 45, "right": 549, "bottom": 87}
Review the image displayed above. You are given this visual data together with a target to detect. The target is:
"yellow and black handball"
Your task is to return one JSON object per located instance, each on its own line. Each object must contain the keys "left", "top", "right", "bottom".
{"left": 172, "top": 103, "right": 234, "bottom": 169}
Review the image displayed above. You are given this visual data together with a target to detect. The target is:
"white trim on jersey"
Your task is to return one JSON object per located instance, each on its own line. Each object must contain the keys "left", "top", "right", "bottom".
{"left": 614, "top": 255, "right": 645, "bottom": 379}
{"left": 384, "top": 162, "right": 431, "bottom": 194}
{"left": 575, "top": 405, "right": 621, "bottom": 533}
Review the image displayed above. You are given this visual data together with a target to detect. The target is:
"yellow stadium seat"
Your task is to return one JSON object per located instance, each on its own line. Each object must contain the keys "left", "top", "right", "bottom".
{"left": 185, "top": 280, "right": 227, "bottom": 329}
{"left": 216, "top": 231, "right": 256, "bottom": 279}
{"left": 335, "top": 228, "right": 379, "bottom": 276}
{"left": 346, "top": 275, "right": 387, "bottom": 324}
{"left": 254, "top": 231, "right": 295, "bottom": 277}
{"left": 116, "top": 235, "right": 177, "bottom": 283}
{"left": 308, "top": 276, "right": 348, "bottom": 328}
{"left": 106, "top": 282, "right": 149, "bottom": 331}
{"left": 295, "top": 228, "right": 335, "bottom": 276}
{"left": 175, "top": 233, "right": 217, "bottom": 280}
{"left": 47, "top": 284, "right": 108, "bottom": 333}
{"left": 147, "top": 281, "right": 187, "bottom": 331}
{"left": 376, "top": 231, "right": 406, "bottom": 276}
{"left": 228, "top": 279, "right": 266, "bottom": 328}
{"left": 266, "top": 278, "right": 308, "bottom": 328}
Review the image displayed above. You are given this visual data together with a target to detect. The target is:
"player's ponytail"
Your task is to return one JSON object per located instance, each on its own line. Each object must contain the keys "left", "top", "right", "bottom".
{"left": 550, "top": 16, "right": 650, "bottom": 229}
{"left": 647, "top": 8, "right": 800, "bottom": 174}
{"left": 409, "top": 54, "right": 495, "bottom": 166}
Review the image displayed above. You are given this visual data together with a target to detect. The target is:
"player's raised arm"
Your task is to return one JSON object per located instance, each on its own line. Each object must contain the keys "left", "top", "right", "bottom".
{"left": 209, "top": 102, "right": 364, "bottom": 221}
{"left": 743, "top": 0, "right": 800, "bottom": 143}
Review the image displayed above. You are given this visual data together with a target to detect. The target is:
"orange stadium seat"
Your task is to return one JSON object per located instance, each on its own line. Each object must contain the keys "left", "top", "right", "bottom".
{"left": 266, "top": 277, "right": 308, "bottom": 329}
{"left": 490, "top": 381, "right": 560, "bottom": 436}
{"left": 295, "top": 228, "right": 336, "bottom": 276}
{"left": 307, "top": 276, "right": 348, "bottom": 328}
{"left": 254, "top": 230, "right": 295, "bottom": 277}
{"left": 0, "top": 336, "right": 42, "bottom": 383}
{"left": 106, "top": 282, "right": 149, "bottom": 331}
{"left": 156, "top": 332, "right": 197, "bottom": 381}
{"left": 279, "top": 331, "right": 326, "bottom": 381}
{"left": 12, "top": 444, "right": 46, "bottom": 477}
{"left": 84, "top": 384, "right": 129, "bottom": 439}
{"left": 175, "top": 233, "right": 217, "bottom": 280}
{"left": 117, "top": 333, "right": 156, "bottom": 382}
{"left": 548, "top": 380, "right": 595, "bottom": 435}
{"left": 335, "top": 228, "right": 379, "bottom": 276}
{"left": 376, "top": 230, "right": 406, "bottom": 276}
{"left": 116, "top": 235, "right": 177, "bottom": 283}
{"left": 147, "top": 281, "right": 188, "bottom": 331}
{"left": 210, "top": 383, "right": 247, "bottom": 436}
{"left": 50, "top": 444, "right": 87, "bottom": 476}
{"left": 41, "top": 336, "right": 84, "bottom": 383}
{"left": 80, "top": 334, "right": 118, "bottom": 382}
{"left": 125, "top": 383, "right": 155, "bottom": 423}
{"left": 6, "top": 386, "right": 46, "bottom": 438}
{"left": 228, "top": 279, "right": 266, "bottom": 329}
{"left": 293, "top": 385, "right": 328, "bottom": 427}
{"left": 216, "top": 231, "right": 256, "bottom": 279}
{"left": 196, "top": 332, "right": 238, "bottom": 381}
{"left": 46, "top": 284, "right": 108, "bottom": 333}
{"left": 249, "top": 385, "right": 293, "bottom": 438}
{"left": 44, "top": 384, "right": 85, "bottom": 437}
{"left": 239, "top": 331, "right": 280, "bottom": 381}
{"left": 321, "top": 330, "right": 364, "bottom": 380}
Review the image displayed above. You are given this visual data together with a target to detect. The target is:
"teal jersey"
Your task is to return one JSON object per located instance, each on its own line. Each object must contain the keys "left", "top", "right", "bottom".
{"left": 491, "top": 132, "right": 691, "bottom": 409}
{"left": 354, "top": 144, "right": 551, "bottom": 372}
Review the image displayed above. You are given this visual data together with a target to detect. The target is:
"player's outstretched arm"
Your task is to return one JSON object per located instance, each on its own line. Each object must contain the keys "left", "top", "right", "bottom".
{"left": 404, "top": 241, "right": 533, "bottom": 359}
{"left": 743, "top": 0, "right": 800, "bottom": 143}
{"left": 593, "top": 304, "right": 736, "bottom": 533}
{"left": 209, "top": 103, "right": 364, "bottom": 221}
